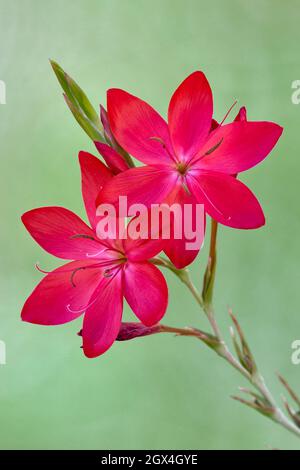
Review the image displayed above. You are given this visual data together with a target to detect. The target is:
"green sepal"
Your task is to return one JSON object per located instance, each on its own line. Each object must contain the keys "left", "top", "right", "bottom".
{"left": 50, "top": 60, "right": 105, "bottom": 142}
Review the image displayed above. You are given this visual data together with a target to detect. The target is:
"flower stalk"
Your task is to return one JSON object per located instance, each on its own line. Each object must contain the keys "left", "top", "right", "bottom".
{"left": 202, "top": 219, "right": 217, "bottom": 308}
{"left": 153, "top": 219, "right": 300, "bottom": 441}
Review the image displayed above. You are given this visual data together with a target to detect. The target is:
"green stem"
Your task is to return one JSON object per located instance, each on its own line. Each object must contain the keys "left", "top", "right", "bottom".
{"left": 151, "top": 256, "right": 203, "bottom": 307}
{"left": 152, "top": 223, "right": 300, "bottom": 440}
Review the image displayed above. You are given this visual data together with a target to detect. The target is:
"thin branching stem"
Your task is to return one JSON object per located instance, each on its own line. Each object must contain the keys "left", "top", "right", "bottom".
{"left": 152, "top": 219, "right": 300, "bottom": 441}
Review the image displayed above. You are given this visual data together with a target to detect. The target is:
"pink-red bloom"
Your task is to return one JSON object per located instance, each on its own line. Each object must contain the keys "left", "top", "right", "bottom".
{"left": 21, "top": 152, "right": 168, "bottom": 358}
{"left": 98, "top": 71, "right": 283, "bottom": 267}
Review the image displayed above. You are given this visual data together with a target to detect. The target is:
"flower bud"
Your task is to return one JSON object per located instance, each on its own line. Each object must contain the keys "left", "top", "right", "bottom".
{"left": 229, "top": 310, "right": 257, "bottom": 376}
{"left": 50, "top": 60, "right": 105, "bottom": 142}
{"left": 116, "top": 322, "right": 161, "bottom": 341}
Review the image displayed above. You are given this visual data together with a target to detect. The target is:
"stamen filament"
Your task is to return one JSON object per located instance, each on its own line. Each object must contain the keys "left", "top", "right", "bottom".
{"left": 188, "top": 138, "right": 223, "bottom": 167}
{"left": 70, "top": 234, "right": 112, "bottom": 251}
{"left": 149, "top": 136, "right": 177, "bottom": 163}
{"left": 67, "top": 266, "right": 122, "bottom": 313}
{"left": 189, "top": 175, "right": 231, "bottom": 221}
{"left": 70, "top": 259, "right": 122, "bottom": 287}
{"left": 220, "top": 100, "right": 237, "bottom": 126}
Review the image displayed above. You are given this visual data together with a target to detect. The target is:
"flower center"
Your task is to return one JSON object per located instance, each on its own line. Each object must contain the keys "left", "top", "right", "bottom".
{"left": 103, "top": 257, "right": 127, "bottom": 277}
{"left": 176, "top": 161, "right": 188, "bottom": 176}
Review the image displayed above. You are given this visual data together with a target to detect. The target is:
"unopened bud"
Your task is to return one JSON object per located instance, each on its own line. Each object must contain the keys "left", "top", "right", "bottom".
{"left": 229, "top": 309, "right": 257, "bottom": 376}
{"left": 116, "top": 322, "right": 161, "bottom": 341}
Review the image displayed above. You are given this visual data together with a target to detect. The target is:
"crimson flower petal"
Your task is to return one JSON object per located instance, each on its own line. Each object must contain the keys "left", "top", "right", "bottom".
{"left": 97, "top": 165, "right": 177, "bottom": 210}
{"left": 187, "top": 171, "right": 265, "bottom": 229}
{"left": 168, "top": 71, "right": 213, "bottom": 162}
{"left": 94, "top": 141, "right": 129, "bottom": 175}
{"left": 123, "top": 261, "right": 168, "bottom": 326}
{"left": 79, "top": 151, "right": 113, "bottom": 229}
{"left": 196, "top": 121, "right": 283, "bottom": 174}
{"left": 107, "top": 88, "right": 173, "bottom": 165}
{"left": 22, "top": 207, "right": 104, "bottom": 259}
{"left": 82, "top": 272, "right": 123, "bottom": 358}
{"left": 21, "top": 260, "right": 102, "bottom": 325}
{"left": 163, "top": 185, "right": 205, "bottom": 269}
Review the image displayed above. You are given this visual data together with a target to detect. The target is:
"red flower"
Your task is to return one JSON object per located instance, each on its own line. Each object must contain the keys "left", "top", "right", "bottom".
{"left": 98, "top": 71, "right": 283, "bottom": 267}
{"left": 21, "top": 152, "right": 168, "bottom": 358}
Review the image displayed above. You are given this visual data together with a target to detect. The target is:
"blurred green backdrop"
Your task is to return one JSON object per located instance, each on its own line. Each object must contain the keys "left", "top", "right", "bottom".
{"left": 1, "top": 0, "right": 300, "bottom": 450}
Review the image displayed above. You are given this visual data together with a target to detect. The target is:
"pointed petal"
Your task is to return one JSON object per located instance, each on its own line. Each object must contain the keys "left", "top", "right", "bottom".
{"left": 196, "top": 121, "right": 283, "bottom": 174}
{"left": 79, "top": 151, "right": 113, "bottom": 228}
{"left": 82, "top": 271, "right": 123, "bottom": 358}
{"left": 124, "top": 261, "right": 168, "bottom": 326}
{"left": 22, "top": 207, "right": 104, "bottom": 259}
{"left": 79, "top": 152, "right": 124, "bottom": 251}
{"left": 234, "top": 106, "right": 247, "bottom": 122}
{"left": 163, "top": 185, "right": 205, "bottom": 269}
{"left": 187, "top": 171, "right": 265, "bottom": 229}
{"left": 21, "top": 260, "right": 101, "bottom": 325}
{"left": 107, "top": 88, "right": 173, "bottom": 165}
{"left": 94, "top": 142, "right": 129, "bottom": 175}
{"left": 96, "top": 165, "right": 177, "bottom": 210}
{"left": 168, "top": 71, "right": 213, "bottom": 161}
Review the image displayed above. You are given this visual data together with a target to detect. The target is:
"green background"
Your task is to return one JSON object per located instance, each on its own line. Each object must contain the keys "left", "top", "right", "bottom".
{"left": 1, "top": 0, "right": 300, "bottom": 450}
